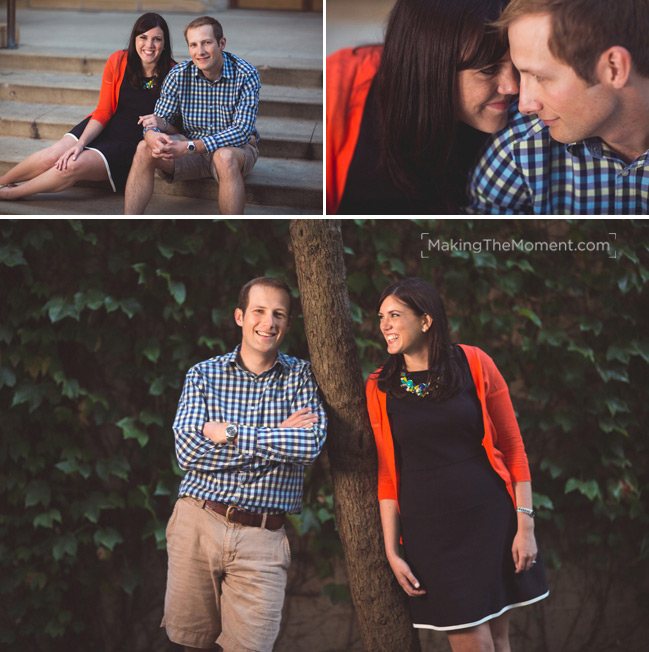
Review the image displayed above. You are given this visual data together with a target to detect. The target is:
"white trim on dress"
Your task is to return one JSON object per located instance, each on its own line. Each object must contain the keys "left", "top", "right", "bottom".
{"left": 413, "top": 590, "right": 550, "bottom": 632}
{"left": 65, "top": 132, "right": 116, "bottom": 193}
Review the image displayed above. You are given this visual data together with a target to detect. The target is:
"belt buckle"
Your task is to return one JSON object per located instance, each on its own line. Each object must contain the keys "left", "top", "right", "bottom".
{"left": 225, "top": 504, "right": 243, "bottom": 522}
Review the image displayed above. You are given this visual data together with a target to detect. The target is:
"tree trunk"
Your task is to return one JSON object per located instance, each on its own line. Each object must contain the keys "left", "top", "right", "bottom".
{"left": 289, "top": 219, "right": 420, "bottom": 652}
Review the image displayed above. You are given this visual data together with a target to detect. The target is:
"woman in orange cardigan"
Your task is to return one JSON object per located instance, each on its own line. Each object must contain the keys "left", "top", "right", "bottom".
{"left": 0, "top": 13, "right": 174, "bottom": 201}
{"left": 366, "top": 278, "right": 548, "bottom": 652}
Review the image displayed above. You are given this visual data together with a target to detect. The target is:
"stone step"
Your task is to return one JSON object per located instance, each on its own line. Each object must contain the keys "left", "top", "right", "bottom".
{"left": 0, "top": 136, "right": 322, "bottom": 212}
{"left": 0, "top": 100, "right": 322, "bottom": 160}
{"left": 0, "top": 50, "right": 323, "bottom": 89}
{"left": 0, "top": 186, "right": 321, "bottom": 215}
{"left": 0, "top": 70, "right": 322, "bottom": 121}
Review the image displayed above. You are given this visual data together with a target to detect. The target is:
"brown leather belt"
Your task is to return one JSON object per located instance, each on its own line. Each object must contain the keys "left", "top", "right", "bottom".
{"left": 204, "top": 500, "right": 286, "bottom": 530}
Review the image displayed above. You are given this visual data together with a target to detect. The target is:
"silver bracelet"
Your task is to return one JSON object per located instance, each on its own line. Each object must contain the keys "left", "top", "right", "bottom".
{"left": 516, "top": 506, "right": 535, "bottom": 518}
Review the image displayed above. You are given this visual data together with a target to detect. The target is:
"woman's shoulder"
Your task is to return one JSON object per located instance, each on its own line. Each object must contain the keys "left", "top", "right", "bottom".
{"left": 457, "top": 344, "right": 496, "bottom": 368}
{"left": 107, "top": 50, "right": 127, "bottom": 63}
{"left": 366, "top": 367, "right": 384, "bottom": 390}
{"left": 327, "top": 45, "right": 382, "bottom": 79}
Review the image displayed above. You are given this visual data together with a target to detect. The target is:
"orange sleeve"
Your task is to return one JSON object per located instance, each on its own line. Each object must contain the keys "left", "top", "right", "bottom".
{"left": 91, "top": 50, "right": 127, "bottom": 127}
{"left": 365, "top": 371, "right": 398, "bottom": 502}
{"left": 326, "top": 46, "right": 382, "bottom": 215}
{"left": 480, "top": 350, "right": 531, "bottom": 483}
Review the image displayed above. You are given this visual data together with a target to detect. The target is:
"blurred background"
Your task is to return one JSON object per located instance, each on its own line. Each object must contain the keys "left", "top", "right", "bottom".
{"left": 326, "top": 0, "right": 393, "bottom": 55}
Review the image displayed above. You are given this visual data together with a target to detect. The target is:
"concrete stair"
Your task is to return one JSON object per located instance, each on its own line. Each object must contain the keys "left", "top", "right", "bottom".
{"left": 0, "top": 51, "right": 322, "bottom": 215}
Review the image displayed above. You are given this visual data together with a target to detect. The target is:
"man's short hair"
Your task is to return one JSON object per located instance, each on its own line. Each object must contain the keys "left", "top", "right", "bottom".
{"left": 237, "top": 277, "right": 294, "bottom": 319}
{"left": 495, "top": 0, "right": 649, "bottom": 84}
{"left": 184, "top": 16, "right": 224, "bottom": 43}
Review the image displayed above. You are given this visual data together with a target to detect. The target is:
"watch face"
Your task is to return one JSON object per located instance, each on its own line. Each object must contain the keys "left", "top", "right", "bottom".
{"left": 187, "top": 142, "right": 195, "bottom": 152}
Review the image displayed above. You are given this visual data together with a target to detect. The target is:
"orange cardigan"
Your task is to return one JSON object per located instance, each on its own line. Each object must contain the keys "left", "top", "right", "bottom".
{"left": 90, "top": 50, "right": 128, "bottom": 127}
{"left": 365, "top": 345, "right": 531, "bottom": 509}
{"left": 326, "top": 46, "right": 382, "bottom": 215}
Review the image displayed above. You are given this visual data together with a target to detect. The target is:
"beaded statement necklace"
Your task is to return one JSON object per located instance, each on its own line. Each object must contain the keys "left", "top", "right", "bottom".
{"left": 142, "top": 76, "right": 157, "bottom": 90}
{"left": 400, "top": 371, "right": 442, "bottom": 397}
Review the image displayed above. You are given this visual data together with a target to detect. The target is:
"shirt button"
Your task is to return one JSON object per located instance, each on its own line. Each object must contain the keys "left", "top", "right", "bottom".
{"left": 621, "top": 170, "right": 629, "bottom": 177}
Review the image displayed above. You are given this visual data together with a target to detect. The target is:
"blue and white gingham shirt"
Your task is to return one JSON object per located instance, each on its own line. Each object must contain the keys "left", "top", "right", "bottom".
{"left": 154, "top": 53, "right": 261, "bottom": 153}
{"left": 172, "top": 347, "right": 327, "bottom": 514}
{"left": 465, "top": 103, "right": 649, "bottom": 214}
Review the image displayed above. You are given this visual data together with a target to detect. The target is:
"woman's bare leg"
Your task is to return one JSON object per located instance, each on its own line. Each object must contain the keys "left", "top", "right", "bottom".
{"left": 0, "top": 149, "right": 108, "bottom": 200}
{"left": 447, "top": 622, "right": 495, "bottom": 652}
{"left": 489, "top": 613, "right": 511, "bottom": 652}
{"left": 0, "top": 134, "right": 78, "bottom": 186}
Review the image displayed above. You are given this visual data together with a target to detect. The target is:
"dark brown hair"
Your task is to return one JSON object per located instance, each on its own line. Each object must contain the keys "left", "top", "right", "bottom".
{"left": 126, "top": 13, "right": 173, "bottom": 90}
{"left": 184, "top": 16, "right": 224, "bottom": 43}
{"left": 376, "top": 278, "right": 464, "bottom": 401}
{"left": 237, "top": 277, "right": 294, "bottom": 319}
{"left": 494, "top": 0, "right": 649, "bottom": 83}
{"left": 374, "top": 0, "right": 510, "bottom": 209}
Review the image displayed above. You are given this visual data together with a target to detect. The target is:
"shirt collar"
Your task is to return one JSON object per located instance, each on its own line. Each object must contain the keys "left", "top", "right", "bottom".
{"left": 566, "top": 137, "right": 649, "bottom": 168}
{"left": 225, "top": 344, "right": 289, "bottom": 376}
{"left": 190, "top": 51, "right": 233, "bottom": 82}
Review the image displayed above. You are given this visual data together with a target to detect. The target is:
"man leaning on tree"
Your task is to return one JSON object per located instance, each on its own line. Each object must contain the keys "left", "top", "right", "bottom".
{"left": 126, "top": 16, "right": 261, "bottom": 215}
{"left": 162, "top": 277, "right": 327, "bottom": 652}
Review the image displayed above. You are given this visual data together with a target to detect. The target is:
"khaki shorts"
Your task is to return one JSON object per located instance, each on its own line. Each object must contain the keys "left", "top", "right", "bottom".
{"left": 158, "top": 138, "right": 259, "bottom": 184}
{"left": 162, "top": 496, "right": 290, "bottom": 652}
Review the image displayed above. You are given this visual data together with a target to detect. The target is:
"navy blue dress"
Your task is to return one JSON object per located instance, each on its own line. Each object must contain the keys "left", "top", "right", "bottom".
{"left": 387, "top": 348, "right": 549, "bottom": 630}
{"left": 68, "top": 73, "right": 160, "bottom": 192}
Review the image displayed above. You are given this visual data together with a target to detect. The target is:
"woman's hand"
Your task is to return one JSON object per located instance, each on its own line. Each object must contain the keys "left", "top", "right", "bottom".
{"left": 387, "top": 554, "right": 426, "bottom": 597}
{"left": 138, "top": 114, "right": 166, "bottom": 131}
{"left": 55, "top": 144, "right": 84, "bottom": 171}
{"left": 512, "top": 525, "right": 538, "bottom": 573}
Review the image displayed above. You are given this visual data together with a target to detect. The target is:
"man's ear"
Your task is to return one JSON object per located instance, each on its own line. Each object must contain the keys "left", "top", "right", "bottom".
{"left": 219, "top": 37, "right": 227, "bottom": 50}
{"left": 598, "top": 46, "right": 632, "bottom": 89}
{"left": 234, "top": 307, "right": 244, "bottom": 327}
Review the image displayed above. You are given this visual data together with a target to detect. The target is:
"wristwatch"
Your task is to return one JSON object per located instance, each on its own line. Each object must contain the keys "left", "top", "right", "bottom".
{"left": 516, "top": 506, "right": 536, "bottom": 518}
{"left": 187, "top": 140, "right": 196, "bottom": 153}
{"left": 225, "top": 423, "right": 238, "bottom": 446}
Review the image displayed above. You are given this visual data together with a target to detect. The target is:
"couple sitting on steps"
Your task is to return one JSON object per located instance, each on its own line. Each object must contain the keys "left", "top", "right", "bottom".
{"left": 0, "top": 13, "right": 259, "bottom": 215}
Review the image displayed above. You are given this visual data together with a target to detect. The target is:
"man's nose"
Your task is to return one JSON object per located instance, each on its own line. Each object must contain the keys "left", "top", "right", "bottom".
{"left": 518, "top": 77, "right": 542, "bottom": 115}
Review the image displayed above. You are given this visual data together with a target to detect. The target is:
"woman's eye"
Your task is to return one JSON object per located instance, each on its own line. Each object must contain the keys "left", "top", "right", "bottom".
{"left": 480, "top": 66, "right": 498, "bottom": 76}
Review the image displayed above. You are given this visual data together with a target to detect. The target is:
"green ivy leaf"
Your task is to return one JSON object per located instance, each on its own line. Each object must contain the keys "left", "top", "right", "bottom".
{"left": 169, "top": 280, "right": 186, "bottom": 305}
{"left": 25, "top": 480, "right": 51, "bottom": 508}
{"left": 513, "top": 305, "right": 542, "bottom": 328}
{"left": 56, "top": 459, "right": 92, "bottom": 479}
{"left": 96, "top": 455, "right": 130, "bottom": 482}
{"left": 565, "top": 478, "right": 602, "bottom": 502}
{"left": 142, "top": 341, "right": 160, "bottom": 363}
{"left": 0, "top": 243, "right": 27, "bottom": 266}
{"left": 93, "top": 527, "right": 124, "bottom": 551}
{"left": 139, "top": 408, "right": 163, "bottom": 427}
{"left": 43, "top": 296, "right": 80, "bottom": 323}
{"left": 52, "top": 534, "right": 77, "bottom": 561}
{"left": 0, "top": 366, "right": 16, "bottom": 388}
{"left": 116, "top": 417, "right": 149, "bottom": 447}
{"left": 34, "top": 509, "right": 62, "bottom": 529}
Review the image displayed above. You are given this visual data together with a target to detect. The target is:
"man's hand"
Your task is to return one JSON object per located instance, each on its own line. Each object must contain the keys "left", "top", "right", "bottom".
{"left": 202, "top": 421, "right": 228, "bottom": 444}
{"left": 143, "top": 131, "right": 189, "bottom": 161}
{"left": 279, "top": 407, "right": 319, "bottom": 429}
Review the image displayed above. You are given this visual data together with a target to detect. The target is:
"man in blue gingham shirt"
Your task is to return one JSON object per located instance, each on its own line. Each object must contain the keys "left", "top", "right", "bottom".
{"left": 465, "top": 103, "right": 649, "bottom": 215}
{"left": 465, "top": 0, "right": 649, "bottom": 215}
{"left": 163, "top": 277, "right": 327, "bottom": 651}
{"left": 125, "top": 16, "right": 261, "bottom": 216}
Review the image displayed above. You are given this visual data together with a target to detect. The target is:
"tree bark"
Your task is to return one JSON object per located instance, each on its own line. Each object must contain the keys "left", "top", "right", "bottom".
{"left": 289, "top": 219, "right": 420, "bottom": 652}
